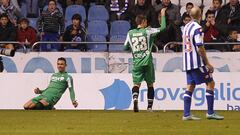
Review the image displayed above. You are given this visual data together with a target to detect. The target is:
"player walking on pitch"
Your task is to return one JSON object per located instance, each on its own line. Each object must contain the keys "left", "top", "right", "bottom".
{"left": 182, "top": 7, "right": 224, "bottom": 120}
{"left": 24, "top": 57, "right": 78, "bottom": 110}
{"left": 124, "top": 8, "right": 167, "bottom": 112}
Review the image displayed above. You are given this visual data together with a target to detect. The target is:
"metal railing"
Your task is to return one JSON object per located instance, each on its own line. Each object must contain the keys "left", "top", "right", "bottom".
{"left": 163, "top": 42, "right": 240, "bottom": 53}
{"left": 31, "top": 41, "right": 159, "bottom": 52}
{"left": 0, "top": 41, "right": 27, "bottom": 53}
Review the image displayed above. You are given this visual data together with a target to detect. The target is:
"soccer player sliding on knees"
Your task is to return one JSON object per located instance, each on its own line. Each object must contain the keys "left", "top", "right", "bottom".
{"left": 182, "top": 7, "right": 224, "bottom": 120}
{"left": 124, "top": 8, "right": 167, "bottom": 112}
{"left": 23, "top": 57, "right": 78, "bottom": 110}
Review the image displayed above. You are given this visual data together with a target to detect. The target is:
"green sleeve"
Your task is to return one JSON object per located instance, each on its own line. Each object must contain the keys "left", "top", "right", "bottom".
{"left": 67, "top": 76, "right": 75, "bottom": 102}
{"left": 40, "top": 89, "right": 46, "bottom": 94}
{"left": 124, "top": 33, "right": 130, "bottom": 51}
{"left": 147, "top": 16, "right": 166, "bottom": 37}
{"left": 159, "top": 16, "right": 166, "bottom": 31}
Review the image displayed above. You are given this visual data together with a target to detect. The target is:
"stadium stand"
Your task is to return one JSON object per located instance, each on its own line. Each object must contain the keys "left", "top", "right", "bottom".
{"left": 28, "top": 18, "right": 38, "bottom": 29}
{"left": 87, "top": 35, "right": 107, "bottom": 52}
{"left": 20, "top": 2, "right": 27, "bottom": 18}
{"left": 88, "top": 5, "right": 109, "bottom": 21}
{"left": 87, "top": 20, "right": 109, "bottom": 36}
{"left": 109, "top": 35, "right": 126, "bottom": 52}
{"left": 110, "top": 20, "right": 131, "bottom": 36}
{"left": 65, "top": 5, "right": 86, "bottom": 22}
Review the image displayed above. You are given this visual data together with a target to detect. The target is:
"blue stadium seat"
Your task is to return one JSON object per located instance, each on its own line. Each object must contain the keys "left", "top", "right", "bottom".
{"left": 28, "top": 18, "right": 38, "bottom": 29}
{"left": 110, "top": 20, "right": 131, "bottom": 36}
{"left": 64, "top": 49, "right": 81, "bottom": 52}
{"left": 87, "top": 35, "right": 107, "bottom": 52}
{"left": 43, "top": 4, "right": 63, "bottom": 14}
{"left": 65, "top": 5, "right": 86, "bottom": 22}
{"left": 109, "top": 35, "right": 126, "bottom": 52}
{"left": 88, "top": 5, "right": 109, "bottom": 21}
{"left": 87, "top": 21, "right": 108, "bottom": 36}
{"left": 21, "top": 2, "right": 27, "bottom": 17}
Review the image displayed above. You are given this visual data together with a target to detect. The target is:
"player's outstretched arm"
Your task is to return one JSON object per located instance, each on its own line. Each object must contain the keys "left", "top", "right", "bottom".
{"left": 67, "top": 76, "right": 78, "bottom": 108}
{"left": 198, "top": 46, "right": 214, "bottom": 73}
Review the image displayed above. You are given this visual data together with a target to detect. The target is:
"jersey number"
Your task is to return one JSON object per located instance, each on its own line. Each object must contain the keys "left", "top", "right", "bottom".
{"left": 131, "top": 36, "right": 147, "bottom": 52}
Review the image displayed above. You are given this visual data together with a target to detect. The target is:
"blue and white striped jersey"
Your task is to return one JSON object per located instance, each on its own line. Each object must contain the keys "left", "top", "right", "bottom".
{"left": 182, "top": 20, "right": 205, "bottom": 71}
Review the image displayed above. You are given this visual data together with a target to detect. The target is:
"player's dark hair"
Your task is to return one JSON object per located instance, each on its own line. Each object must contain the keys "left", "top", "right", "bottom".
{"left": 213, "top": 0, "right": 222, "bottom": 4}
{"left": 205, "top": 10, "right": 215, "bottom": 18}
{"left": 58, "top": 57, "right": 67, "bottom": 64}
{"left": 186, "top": 2, "right": 194, "bottom": 8}
{"left": 48, "top": 0, "right": 57, "bottom": 5}
{"left": 135, "top": 14, "right": 147, "bottom": 26}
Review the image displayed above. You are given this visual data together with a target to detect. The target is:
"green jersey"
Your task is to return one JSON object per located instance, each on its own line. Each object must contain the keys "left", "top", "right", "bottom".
{"left": 40, "top": 72, "right": 75, "bottom": 105}
{"left": 124, "top": 16, "right": 166, "bottom": 67}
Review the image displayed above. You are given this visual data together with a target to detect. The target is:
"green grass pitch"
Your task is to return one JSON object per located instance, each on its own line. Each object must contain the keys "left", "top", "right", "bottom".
{"left": 0, "top": 110, "right": 239, "bottom": 135}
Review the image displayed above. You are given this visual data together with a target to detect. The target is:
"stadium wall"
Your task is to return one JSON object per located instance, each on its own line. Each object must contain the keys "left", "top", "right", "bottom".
{"left": 0, "top": 52, "right": 239, "bottom": 110}
{"left": 0, "top": 73, "right": 239, "bottom": 110}
{"left": 1, "top": 52, "right": 240, "bottom": 73}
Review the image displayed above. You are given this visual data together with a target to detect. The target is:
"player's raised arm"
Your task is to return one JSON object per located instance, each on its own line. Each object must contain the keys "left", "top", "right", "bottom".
{"left": 147, "top": 8, "right": 167, "bottom": 36}
{"left": 67, "top": 76, "right": 78, "bottom": 108}
{"left": 159, "top": 8, "right": 167, "bottom": 31}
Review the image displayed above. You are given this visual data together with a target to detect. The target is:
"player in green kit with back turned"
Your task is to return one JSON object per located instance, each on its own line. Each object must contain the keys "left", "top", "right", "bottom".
{"left": 124, "top": 8, "right": 167, "bottom": 112}
{"left": 23, "top": 57, "right": 78, "bottom": 110}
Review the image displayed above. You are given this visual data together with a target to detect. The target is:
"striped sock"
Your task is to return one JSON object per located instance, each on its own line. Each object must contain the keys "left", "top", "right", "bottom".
{"left": 206, "top": 90, "right": 214, "bottom": 115}
{"left": 184, "top": 91, "right": 192, "bottom": 117}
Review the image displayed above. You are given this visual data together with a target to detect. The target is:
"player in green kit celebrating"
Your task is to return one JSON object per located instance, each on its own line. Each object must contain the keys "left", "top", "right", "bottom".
{"left": 23, "top": 57, "right": 78, "bottom": 110}
{"left": 124, "top": 8, "right": 167, "bottom": 112}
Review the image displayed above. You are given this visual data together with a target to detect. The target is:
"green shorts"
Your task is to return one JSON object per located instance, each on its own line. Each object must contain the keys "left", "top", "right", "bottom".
{"left": 32, "top": 95, "right": 55, "bottom": 107}
{"left": 132, "top": 63, "right": 155, "bottom": 85}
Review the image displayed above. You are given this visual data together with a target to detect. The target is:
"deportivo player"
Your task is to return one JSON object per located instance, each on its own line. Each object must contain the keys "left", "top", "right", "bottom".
{"left": 182, "top": 7, "right": 223, "bottom": 120}
{"left": 124, "top": 8, "right": 166, "bottom": 112}
{"left": 23, "top": 57, "right": 78, "bottom": 110}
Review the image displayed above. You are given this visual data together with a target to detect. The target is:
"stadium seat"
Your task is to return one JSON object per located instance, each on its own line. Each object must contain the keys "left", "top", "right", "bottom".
{"left": 21, "top": 2, "right": 27, "bottom": 17}
{"left": 87, "top": 21, "right": 109, "bottom": 36}
{"left": 65, "top": 5, "right": 86, "bottom": 22}
{"left": 43, "top": 4, "right": 63, "bottom": 14}
{"left": 88, "top": 5, "right": 109, "bottom": 21}
{"left": 110, "top": 20, "right": 131, "bottom": 36}
{"left": 64, "top": 49, "right": 81, "bottom": 52}
{"left": 180, "top": 0, "right": 202, "bottom": 7}
{"left": 25, "top": 0, "right": 39, "bottom": 18}
{"left": 28, "top": 18, "right": 38, "bottom": 29}
{"left": 87, "top": 35, "right": 107, "bottom": 52}
{"left": 109, "top": 35, "right": 126, "bottom": 52}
